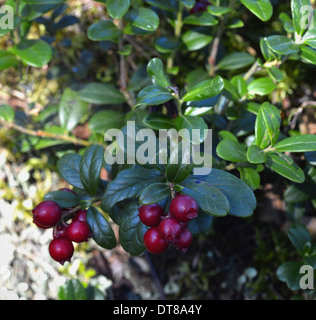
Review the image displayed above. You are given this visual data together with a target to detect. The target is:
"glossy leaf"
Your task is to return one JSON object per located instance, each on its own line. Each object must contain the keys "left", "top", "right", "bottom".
{"left": 291, "top": 0, "right": 312, "bottom": 36}
{"left": 80, "top": 145, "right": 104, "bottom": 196}
{"left": 266, "top": 35, "right": 300, "bottom": 55}
{"left": 124, "top": 7, "right": 159, "bottom": 32}
{"left": 147, "top": 58, "right": 172, "bottom": 88}
{"left": 217, "top": 52, "right": 255, "bottom": 70}
{"left": 247, "top": 77, "right": 276, "bottom": 96}
{"left": 247, "top": 145, "right": 268, "bottom": 164}
{"left": 274, "top": 134, "right": 316, "bottom": 152}
{"left": 183, "top": 11, "right": 218, "bottom": 26}
{"left": 87, "top": 20, "right": 121, "bottom": 41}
{"left": 216, "top": 139, "right": 248, "bottom": 162}
{"left": 182, "top": 29, "right": 213, "bottom": 51}
{"left": 106, "top": 0, "right": 130, "bottom": 19}
{"left": 241, "top": 0, "right": 273, "bottom": 21}
{"left": 139, "top": 182, "right": 170, "bottom": 204}
{"left": 87, "top": 206, "right": 117, "bottom": 249}
{"left": 44, "top": 190, "right": 80, "bottom": 208}
{"left": 182, "top": 76, "right": 224, "bottom": 102}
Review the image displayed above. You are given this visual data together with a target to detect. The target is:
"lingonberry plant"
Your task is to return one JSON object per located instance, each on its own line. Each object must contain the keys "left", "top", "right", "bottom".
{"left": 0, "top": 1, "right": 316, "bottom": 294}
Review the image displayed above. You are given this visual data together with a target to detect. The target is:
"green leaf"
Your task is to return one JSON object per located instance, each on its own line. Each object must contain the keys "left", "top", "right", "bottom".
{"left": 44, "top": 190, "right": 80, "bottom": 208}
{"left": 188, "top": 210, "right": 213, "bottom": 235}
{"left": 247, "top": 77, "right": 276, "bottom": 96}
{"left": 175, "top": 115, "right": 208, "bottom": 144}
{"left": 87, "top": 206, "right": 117, "bottom": 249}
{"left": 266, "top": 35, "right": 300, "bottom": 55}
{"left": 217, "top": 52, "right": 255, "bottom": 70}
{"left": 144, "top": 0, "right": 178, "bottom": 12}
{"left": 0, "top": 104, "right": 15, "bottom": 122}
{"left": 143, "top": 113, "right": 175, "bottom": 130}
{"left": 89, "top": 110, "right": 125, "bottom": 134}
{"left": 267, "top": 66, "right": 285, "bottom": 82}
{"left": 302, "top": 10, "right": 316, "bottom": 48}
{"left": 87, "top": 20, "right": 121, "bottom": 41}
{"left": 182, "top": 29, "right": 213, "bottom": 51}
{"left": 134, "top": 85, "right": 174, "bottom": 109}
{"left": 205, "top": 169, "right": 256, "bottom": 217}
{"left": 113, "top": 201, "right": 147, "bottom": 256}
{"left": 102, "top": 166, "right": 165, "bottom": 210}
{"left": 57, "top": 154, "right": 84, "bottom": 189}
{"left": 300, "top": 45, "right": 316, "bottom": 65}
{"left": 13, "top": 40, "right": 52, "bottom": 68}
{"left": 274, "top": 134, "right": 316, "bottom": 152}
{"left": 182, "top": 76, "right": 224, "bottom": 102}
{"left": 237, "top": 167, "right": 260, "bottom": 191}
{"left": 78, "top": 82, "right": 125, "bottom": 105}
{"left": 255, "top": 102, "right": 281, "bottom": 148}
{"left": 266, "top": 153, "right": 305, "bottom": 183}
{"left": 80, "top": 145, "right": 104, "bottom": 196}
{"left": 139, "top": 182, "right": 170, "bottom": 204}
{"left": 147, "top": 58, "right": 172, "bottom": 88}
{"left": 287, "top": 223, "right": 311, "bottom": 255}
{"left": 0, "top": 50, "right": 18, "bottom": 70}
{"left": 247, "top": 145, "right": 268, "bottom": 163}
{"left": 125, "top": 7, "right": 159, "bottom": 32}
{"left": 277, "top": 261, "right": 303, "bottom": 291}
{"left": 181, "top": 179, "right": 230, "bottom": 217}
{"left": 216, "top": 139, "right": 248, "bottom": 162}
{"left": 231, "top": 75, "right": 248, "bottom": 98}
{"left": 58, "top": 279, "right": 87, "bottom": 301}
{"left": 260, "top": 37, "right": 279, "bottom": 61}
{"left": 166, "top": 142, "right": 194, "bottom": 183}
{"left": 183, "top": 11, "right": 218, "bottom": 26}
{"left": 207, "top": 6, "right": 232, "bottom": 16}
{"left": 59, "top": 88, "right": 89, "bottom": 131}
{"left": 106, "top": 0, "right": 130, "bottom": 19}
{"left": 155, "top": 36, "right": 180, "bottom": 53}
{"left": 179, "top": 0, "right": 195, "bottom": 8}
{"left": 291, "top": 0, "right": 312, "bottom": 37}
{"left": 241, "top": 0, "right": 273, "bottom": 21}
{"left": 279, "top": 12, "right": 295, "bottom": 33}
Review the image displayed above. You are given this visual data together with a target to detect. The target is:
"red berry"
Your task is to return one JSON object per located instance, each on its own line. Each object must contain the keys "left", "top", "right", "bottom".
{"left": 143, "top": 227, "right": 169, "bottom": 254}
{"left": 49, "top": 238, "right": 74, "bottom": 265}
{"left": 175, "top": 229, "right": 193, "bottom": 253}
{"left": 32, "top": 201, "right": 62, "bottom": 228}
{"left": 66, "top": 221, "right": 90, "bottom": 243}
{"left": 158, "top": 217, "right": 182, "bottom": 244}
{"left": 138, "top": 204, "right": 164, "bottom": 227}
{"left": 53, "top": 223, "right": 68, "bottom": 239}
{"left": 169, "top": 194, "right": 198, "bottom": 222}
{"left": 73, "top": 210, "right": 87, "bottom": 223}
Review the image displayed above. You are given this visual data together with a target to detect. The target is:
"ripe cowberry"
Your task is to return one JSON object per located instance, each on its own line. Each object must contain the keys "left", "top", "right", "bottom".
{"left": 138, "top": 204, "right": 164, "bottom": 227}
{"left": 158, "top": 217, "right": 182, "bottom": 243}
{"left": 49, "top": 238, "right": 74, "bottom": 265}
{"left": 73, "top": 209, "right": 87, "bottom": 222}
{"left": 169, "top": 194, "right": 198, "bottom": 222}
{"left": 175, "top": 229, "right": 193, "bottom": 253}
{"left": 143, "top": 227, "right": 169, "bottom": 254}
{"left": 66, "top": 221, "right": 90, "bottom": 243}
{"left": 32, "top": 201, "right": 62, "bottom": 228}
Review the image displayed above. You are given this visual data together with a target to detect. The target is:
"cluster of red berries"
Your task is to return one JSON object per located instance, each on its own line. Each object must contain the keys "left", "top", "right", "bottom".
{"left": 139, "top": 194, "right": 198, "bottom": 254}
{"left": 190, "top": 0, "right": 209, "bottom": 13}
{"left": 32, "top": 188, "right": 91, "bottom": 265}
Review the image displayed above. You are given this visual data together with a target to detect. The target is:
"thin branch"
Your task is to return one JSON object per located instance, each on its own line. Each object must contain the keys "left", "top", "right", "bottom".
{"left": 0, "top": 119, "right": 97, "bottom": 147}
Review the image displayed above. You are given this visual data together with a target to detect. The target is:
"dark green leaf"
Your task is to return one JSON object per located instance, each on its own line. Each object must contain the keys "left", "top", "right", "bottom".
{"left": 80, "top": 145, "right": 104, "bottom": 196}
{"left": 277, "top": 261, "right": 303, "bottom": 291}
{"left": 44, "top": 190, "right": 80, "bottom": 208}
{"left": 287, "top": 223, "right": 311, "bottom": 255}
{"left": 183, "top": 11, "right": 218, "bottom": 26}
{"left": 102, "top": 166, "right": 165, "bottom": 210}
{"left": 144, "top": 0, "right": 178, "bottom": 12}
{"left": 300, "top": 45, "right": 316, "bottom": 65}
{"left": 217, "top": 52, "right": 255, "bottom": 70}
{"left": 106, "top": 0, "right": 130, "bottom": 19}
{"left": 134, "top": 85, "right": 174, "bottom": 109}
{"left": 0, "top": 50, "right": 18, "bottom": 70}
{"left": 181, "top": 29, "right": 213, "bottom": 51}
{"left": 57, "top": 154, "right": 84, "bottom": 189}
{"left": 58, "top": 279, "right": 87, "bottom": 300}
{"left": 89, "top": 110, "right": 125, "bottom": 134}
{"left": 125, "top": 7, "right": 159, "bottom": 32}
{"left": 87, "top": 206, "right": 117, "bottom": 249}
{"left": 139, "top": 182, "right": 170, "bottom": 204}
{"left": 87, "top": 20, "right": 121, "bottom": 41}
{"left": 143, "top": 113, "right": 175, "bottom": 130}
{"left": 237, "top": 167, "right": 260, "bottom": 191}
{"left": 291, "top": 0, "right": 312, "bottom": 36}
{"left": 188, "top": 210, "right": 213, "bottom": 235}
